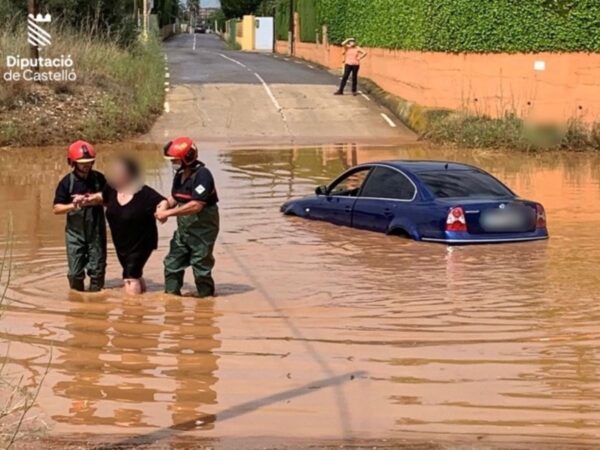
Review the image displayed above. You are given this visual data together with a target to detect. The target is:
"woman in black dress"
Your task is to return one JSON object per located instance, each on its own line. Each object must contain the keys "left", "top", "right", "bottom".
{"left": 84, "top": 156, "right": 168, "bottom": 295}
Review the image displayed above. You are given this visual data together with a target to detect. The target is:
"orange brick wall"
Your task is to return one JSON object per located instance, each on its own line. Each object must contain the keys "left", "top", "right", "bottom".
{"left": 275, "top": 40, "right": 288, "bottom": 55}
{"left": 276, "top": 40, "right": 600, "bottom": 123}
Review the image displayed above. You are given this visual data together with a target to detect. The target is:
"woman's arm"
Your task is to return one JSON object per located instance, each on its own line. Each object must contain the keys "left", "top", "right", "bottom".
{"left": 155, "top": 199, "right": 170, "bottom": 223}
{"left": 358, "top": 47, "right": 368, "bottom": 60}
{"left": 156, "top": 199, "right": 169, "bottom": 211}
{"left": 164, "top": 196, "right": 177, "bottom": 209}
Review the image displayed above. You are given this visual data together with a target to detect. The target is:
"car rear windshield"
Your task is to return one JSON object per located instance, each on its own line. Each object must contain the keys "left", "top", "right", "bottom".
{"left": 417, "top": 169, "right": 513, "bottom": 198}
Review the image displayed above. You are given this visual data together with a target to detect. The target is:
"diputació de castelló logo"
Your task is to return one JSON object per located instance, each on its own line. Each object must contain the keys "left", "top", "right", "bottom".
{"left": 28, "top": 13, "right": 52, "bottom": 47}
{"left": 3, "top": 13, "right": 77, "bottom": 82}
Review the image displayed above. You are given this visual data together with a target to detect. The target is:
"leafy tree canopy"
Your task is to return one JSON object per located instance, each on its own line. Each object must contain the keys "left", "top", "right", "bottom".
{"left": 221, "top": 0, "right": 262, "bottom": 19}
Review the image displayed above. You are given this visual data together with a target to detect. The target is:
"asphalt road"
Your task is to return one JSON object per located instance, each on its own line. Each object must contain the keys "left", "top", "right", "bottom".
{"left": 146, "top": 33, "right": 415, "bottom": 147}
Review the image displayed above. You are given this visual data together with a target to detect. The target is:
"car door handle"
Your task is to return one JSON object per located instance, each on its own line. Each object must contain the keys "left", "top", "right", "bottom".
{"left": 344, "top": 206, "right": 352, "bottom": 213}
{"left": 383, "top": 208, "right": 393, "bottom": 215}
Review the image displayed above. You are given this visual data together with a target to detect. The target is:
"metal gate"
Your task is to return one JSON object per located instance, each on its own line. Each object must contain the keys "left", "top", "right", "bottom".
{"left": 254, "top": 17, "right": 274, "bottom": 52}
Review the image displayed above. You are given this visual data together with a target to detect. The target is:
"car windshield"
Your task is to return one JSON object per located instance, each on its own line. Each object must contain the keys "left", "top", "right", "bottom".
{"left": 417, "top": 169, "right": 513, "bottom": 198}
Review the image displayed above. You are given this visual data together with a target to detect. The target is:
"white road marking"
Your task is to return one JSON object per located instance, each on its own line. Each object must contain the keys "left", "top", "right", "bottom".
{"left": 164, "top": 101, "right": 170, "bottom": 113}
{"left": 164, "top": 81, "right": 170, "bottom": 86}
{"left": 165, "top": 72, "right": 170, "bottom": 79}
{"left": 254, "top": 72, "right": 282, "bottom": 112}
{"left": 381, "top": 113, "right": 397, "bottom": 128}
{"left": 294, "top": 60, "right": 302, "bottom": 64}
{"left": 164, "top": 55, "right": 168, "bottom": 61}
{"left": 284, "top": 58, "right": 290, "bottom": 61}
{"left": 193, "top": 33, "right": 197, "bottom": 50}
{"left": 165, "top": 87, "right": 170, "bottom": 92}
{"left": 219, "top": 53, "right": 248, "bottom": 68}
{"left": 308, "top": 64, "right": 314, "bottom": 69}
{"left": 359, "top": 91, "right": 370, "bottom": 101}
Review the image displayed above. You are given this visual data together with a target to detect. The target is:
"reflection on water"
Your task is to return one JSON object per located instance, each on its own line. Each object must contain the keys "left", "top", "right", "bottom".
{"left": 50, "top": 293, "right": 219, "bottom": 430}
{"left": 1, "top": 143, "right": 600, "bottom": 445}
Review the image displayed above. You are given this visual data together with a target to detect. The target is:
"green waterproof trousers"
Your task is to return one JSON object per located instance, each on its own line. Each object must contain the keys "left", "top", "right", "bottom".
{"left": 164, "top": 205, "right": 220, "bottom": 297}
{"left": 65, "top": 206, "right": 107, "bottom": 292}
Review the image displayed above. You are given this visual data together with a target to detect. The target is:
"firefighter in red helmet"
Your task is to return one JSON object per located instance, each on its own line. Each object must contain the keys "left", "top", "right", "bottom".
{"left": 53, "top": 140, "right": 107, "bottom": 292}
{"left": 155, "top": 137, "right": 219, "bottom": 297}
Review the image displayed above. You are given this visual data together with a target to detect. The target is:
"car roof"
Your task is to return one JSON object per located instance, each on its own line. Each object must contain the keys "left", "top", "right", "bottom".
{"left": 367, "top": 160, "right": 479, "bottom": 173}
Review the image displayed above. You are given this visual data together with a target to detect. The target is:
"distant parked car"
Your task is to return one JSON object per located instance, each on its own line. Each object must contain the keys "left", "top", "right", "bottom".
{"left": 195, "top": 25, "right": 206, "bottom": 34}
{"left": 280, "top": 161, "right": 548, "bottom": 244}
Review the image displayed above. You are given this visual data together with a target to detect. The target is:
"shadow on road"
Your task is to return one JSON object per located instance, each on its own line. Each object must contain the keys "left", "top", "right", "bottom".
{"left": 91, "top": 371, "right": 366, "bottom": 449}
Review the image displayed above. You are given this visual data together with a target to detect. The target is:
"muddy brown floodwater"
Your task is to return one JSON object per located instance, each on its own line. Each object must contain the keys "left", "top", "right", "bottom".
{"left": 2, "top": 143, "right": 600, "bottom": 449}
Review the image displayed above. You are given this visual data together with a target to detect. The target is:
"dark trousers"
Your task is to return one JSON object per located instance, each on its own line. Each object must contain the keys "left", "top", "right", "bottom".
{"left": 65, "top": 209, "right": 107, "bottom": 292}
{"left": 164, "top": 205, "right": 220, "bottom": 297}
{"left": 338, "top": 64, "right": 360, "bottom": 93}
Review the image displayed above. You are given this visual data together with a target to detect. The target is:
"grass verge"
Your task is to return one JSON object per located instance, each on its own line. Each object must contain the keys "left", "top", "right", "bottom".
{"left": 360, "top": 78, "right": 600, "bottom": 152}
{"left": 0, "top": 24, "right": 165, "bottom": 147}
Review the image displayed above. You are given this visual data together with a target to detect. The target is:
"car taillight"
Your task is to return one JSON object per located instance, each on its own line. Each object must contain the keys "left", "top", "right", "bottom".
{"left": 446, "top": 207, "right": 467, "bottom": 232}
{"left": 536, "top": 204, "right": 547, "bottom": 229}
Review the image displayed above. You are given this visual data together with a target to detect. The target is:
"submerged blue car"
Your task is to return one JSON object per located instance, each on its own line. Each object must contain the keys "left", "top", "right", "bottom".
{"left": 280, "top": 161, "right": 548, "bottom": 244}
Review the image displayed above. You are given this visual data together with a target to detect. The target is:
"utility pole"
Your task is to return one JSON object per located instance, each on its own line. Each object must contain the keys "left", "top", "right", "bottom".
{"left": 27, "top": 0, "right": 39, "bottom": 72}
{"left": 142, "top": 0, "right": 148, "bottom": 41}
{"left": 288, "top": 0, "right": 294, "bottom": 55}
{"left": 189, "top": 2, "right": 195, "bottom": 34}
{"left": 133, "top": 0, "right": 138, "bottom": 25}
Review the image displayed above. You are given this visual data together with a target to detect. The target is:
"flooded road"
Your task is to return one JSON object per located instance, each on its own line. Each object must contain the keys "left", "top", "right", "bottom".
{"left": 2, "top": 144, "right": 600, "bottom": 448}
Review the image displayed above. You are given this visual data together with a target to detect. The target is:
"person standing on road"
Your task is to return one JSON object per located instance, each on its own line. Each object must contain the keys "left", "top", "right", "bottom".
{"left": 334, "top": 38, "right": 368, "bottom": 96}
{"left": 155, "top": 137, "right": 220, "bottom": 298}
{"left": 53, "top": 141, "right": 107, "bottom": 292}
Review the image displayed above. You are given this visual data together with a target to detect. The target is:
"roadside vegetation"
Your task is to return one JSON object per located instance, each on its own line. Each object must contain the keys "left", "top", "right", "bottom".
{"left": 360, "top": 79, "right": 600, "bottom": 152}
{"left": 0, "top": 0, "right": 175, "bottom": 147}
{"left": 424, "top": 113, "right": 600, "bottom": 152}
{"left": 0, "top": 27, "right": 165, "bottom": 146}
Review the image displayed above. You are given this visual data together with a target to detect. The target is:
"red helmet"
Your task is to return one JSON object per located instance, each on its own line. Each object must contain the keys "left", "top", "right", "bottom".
{"left": 163, "top": 137, "right": 198, "bottom": 166}
{"left": 68, "top": 140, "right": 96, "bottom": 165}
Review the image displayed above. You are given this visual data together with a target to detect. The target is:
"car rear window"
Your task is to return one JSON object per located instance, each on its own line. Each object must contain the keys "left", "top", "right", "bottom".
{"left": 417, "top": 169, "right": 513, "bottom": 198}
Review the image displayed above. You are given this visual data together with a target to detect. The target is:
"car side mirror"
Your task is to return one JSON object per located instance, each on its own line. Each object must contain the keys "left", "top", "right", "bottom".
{"left": 315, "top": 185, "right": 328, "bottom": 196}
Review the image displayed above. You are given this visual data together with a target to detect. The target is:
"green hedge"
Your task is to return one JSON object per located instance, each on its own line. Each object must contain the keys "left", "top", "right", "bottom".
{"left": 275, "top": 0, "right": 290, "bottom": 41}
{"left": 315, "top": 0, "right": 600, "bottom": 53}
{"left": 297, "top": 0, "right": 318, "bottom": 42}
{"left": 227, "top": 19, "right": 238, "bottom": 47}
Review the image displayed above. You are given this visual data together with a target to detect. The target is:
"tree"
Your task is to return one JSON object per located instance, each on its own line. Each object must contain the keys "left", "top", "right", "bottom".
{"left": 0, "top": 0, "right": 134, "bottom": 32}
{"left": 0, "top": 0, "right": 140, "bottom": 46}
{"left": 209, "top": 8, "right": 226, "bottom": 32}
{"left": 154, "top": 0, "right": 180, "bottom": 27}
{"left": 0, "top": 0, "right": 31, "bottom": 25}
{"left": 220, "top": 0, "right": 262, "bottom": 19}
{"left": 256, "top": 0, "right": 277, "bottom": 16}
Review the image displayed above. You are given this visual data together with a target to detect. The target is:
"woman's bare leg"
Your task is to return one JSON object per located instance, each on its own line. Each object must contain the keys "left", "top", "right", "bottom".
{"left": 124, "top": 279, "right": 143, "bottom": 295}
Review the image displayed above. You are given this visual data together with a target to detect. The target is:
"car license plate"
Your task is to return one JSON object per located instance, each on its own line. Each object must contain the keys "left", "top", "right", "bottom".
{"left": 481, "top": 209, "right": 530, "bottom": 232}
